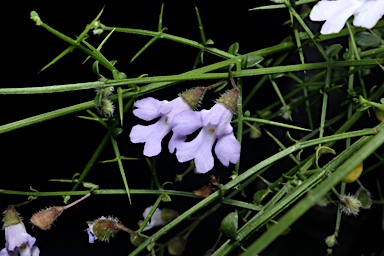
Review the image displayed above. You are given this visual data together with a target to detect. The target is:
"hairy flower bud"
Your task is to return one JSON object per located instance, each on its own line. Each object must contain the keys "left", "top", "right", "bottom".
{"left": 30, "top": 206, "right": 64, "bottom": 230}
{"left": 179, "top": 87, "right": 207, "bottom": 110}
{"left": 97, "top": 99, "right": 115, "bottom": 117}
{"left": 3, "top": 206, "right": 22, "bottom": 228}
{"left": 325, "top": 234, "right": 337, "bottom": 248}
{"left": 216, "top": 88, "right": 239, "bottom": 113}
{"left": 86, "top": 216, "right": 121, "bottom": 243}
{"left": 339, "top": 194, "right": 362, "bottom": 216}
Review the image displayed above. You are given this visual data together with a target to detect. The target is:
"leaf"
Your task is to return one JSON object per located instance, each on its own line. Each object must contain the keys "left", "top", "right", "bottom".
{"left": 253, "top": 189, "right": 272, "bottom": 206}
{"left": 92, "top": 61, "right": 100, "bottom": 77}
{"left": 228, "top": 42, "right": 239, "bottom": 55}
{"left": 242, "top": 55, "right": 264, "bottom": 68}
{"left": 326, "top": 44, "right": 343, "bottom": 58}
{"left": 220, "top": 212, "right": 238, "bottom": 240}
{"left": 355, "top": 32, "right": 381, "bottom": 48}
{"left": 162, "top": 194, "right": 172, "bottom": 202}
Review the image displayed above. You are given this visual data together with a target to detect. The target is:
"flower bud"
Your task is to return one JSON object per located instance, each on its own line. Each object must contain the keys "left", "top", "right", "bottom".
{"left": 216, "top": 89, "right": 239, "bottom": 113}
{"left": 355, "top": 187, "right": 372, "bottom": 209}
{"left": 179, "top": 87, "right": 207, "bottom": 110}
{"left": 30, "top": 206, "right": 64, "bottom": 230}
{"left": 86, "top": 216, "right": 120, "bottom": 243}
{"left": 161, "top": 208, "right": 179, "bottom": 222}
{"left": 130, "top": 234, "right": 147, "bottom": 247}
{"left": 97, "top": 99, "right": 115, "bottom": 117}
{"left": 3, "top": 206, "right": 22, "bottom": 228}
{"left": 325, "top": 234, "right": 337, "bottom": 248}
{"left": 95, "top": 86, "right": 114, "bottom": 98}
{"left": 168, "top": 236, "right": 187, "bottom": 256}
{"left": 339, "top": 194, "right": 362, "bottom": 216}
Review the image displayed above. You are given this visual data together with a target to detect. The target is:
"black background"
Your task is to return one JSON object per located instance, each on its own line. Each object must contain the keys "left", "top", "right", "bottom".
{"left": 1, "top": 1, "right": 384, "bottom": 255}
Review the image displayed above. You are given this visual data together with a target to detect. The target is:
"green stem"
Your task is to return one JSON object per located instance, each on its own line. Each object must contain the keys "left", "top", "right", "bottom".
{"left": 241, "top": 129, "right": 384, "bottom": 255}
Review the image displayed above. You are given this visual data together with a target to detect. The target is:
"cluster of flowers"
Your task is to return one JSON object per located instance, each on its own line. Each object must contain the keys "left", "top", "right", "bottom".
{"left": 129, "top": 85, "right": 241, "bottom": 174}
{"left": 1, "top": 202, "right": 178, "bottom": 255}
{"left": 309, "top": 0, "right": 384, "bottom": 34}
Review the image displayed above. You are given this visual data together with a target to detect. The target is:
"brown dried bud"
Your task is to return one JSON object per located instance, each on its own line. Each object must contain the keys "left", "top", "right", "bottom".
{"left": 30, "top": 206, "right": 64, "bottom": 230}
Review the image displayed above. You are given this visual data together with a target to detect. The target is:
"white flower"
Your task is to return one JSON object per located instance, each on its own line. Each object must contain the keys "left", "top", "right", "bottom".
{"left": 310, "top": 0, "right": 384, "bottom": 34}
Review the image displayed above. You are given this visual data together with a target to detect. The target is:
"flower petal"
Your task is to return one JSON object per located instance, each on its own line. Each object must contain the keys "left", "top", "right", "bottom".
{"left": 129, "top": 117, "right": 171, "bottom": 157}
{"left": 0, "top": 248, "right": 8, "bottom": 256}
{"left": 172, "top": 110, "right": 202, "bottom": 136}
{"left": 142, "top": 206, "right": 167, "bottom": 231}
{"left": 133, "top": 97, "right": 164, "bottom": 121}
{"left": 215, "top": 133, "right": 241, "bottom": 166}
{"left": 353, "top": 0, "right": 384, "bottom": 29}
{"left": 168, "top": 133, "right": 187, "bottom": 153}
{"left": 5, "top": 223, "right": 36, "bottom": 252}
{"left": 201, "top": 104, "right": 233, "bottom": 136}
{"left": 31, "top": 247, "right": 40, "bottom": 256}
{"left": 176, "top": 127, "right": 217, "bottom": 173}
{"left": 87, "top": 227, "right": 96, "bottom": 243}
{"left": 159, "top": 97, "right": 191, "bottom": 123}
{"left": 310, "top": 0, "right": 363, "bottom": 34}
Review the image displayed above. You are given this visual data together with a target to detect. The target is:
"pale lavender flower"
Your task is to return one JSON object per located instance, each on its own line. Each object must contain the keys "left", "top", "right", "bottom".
{"left": 129, "top": 97, "right": 191, "bottom": 157}
{"left": 140, "top": 206, "right": 167, "bottom": 232}
{"left": 0, "top": 207, "right": 40, "bottom": 256}
{"left": 310, "top": 0, "right": 384, "bottom": 34}
{"left": 172, "top": 99, "right": 241, "bottom": 174}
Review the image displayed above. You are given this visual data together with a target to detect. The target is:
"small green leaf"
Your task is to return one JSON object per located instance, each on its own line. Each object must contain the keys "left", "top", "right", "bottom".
{"left": 63, "top": 195, "right": 71, "bottom": 204}
{"left": 205, "top": 39, "right": 214, "bottom": 45}
{"left": 228, "top": 42, "right": 239, "bottom": 55}
{"left": 111, "top": 127, "right": 123, "bottom": 137}
{"left": 92, "top": 61, "right": 100, "bottom": 77}
{"left": 83, "top": 182, "right": 99, "bottom": 189}
{"left": 118, "top": 72, "right": 127, "bottom": 79}
{"left": 162, "top": 194, "right": 172, "bottom": 202}
{"left": 110, "top": 60, "right": 118, "bottom": 66}
{"left": 326, "top": 44, "right": 343, "bottom": 58}
{"left": 220, "top": 212, "right": 238, "bottom": 240}
{"left": 355, "top": 32, "right": 381, "bottom": 47}
{"left": 242, "top": 55, "right": 264, "bottom": 68}
{"left": 94, "top": 91, "right": 103, "bottom": 106}
{"left": 253, "top": 189, "right": 272, "bottom": 206}
{"left": 130, "top": 234, "right": 147, "bottom": 247}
